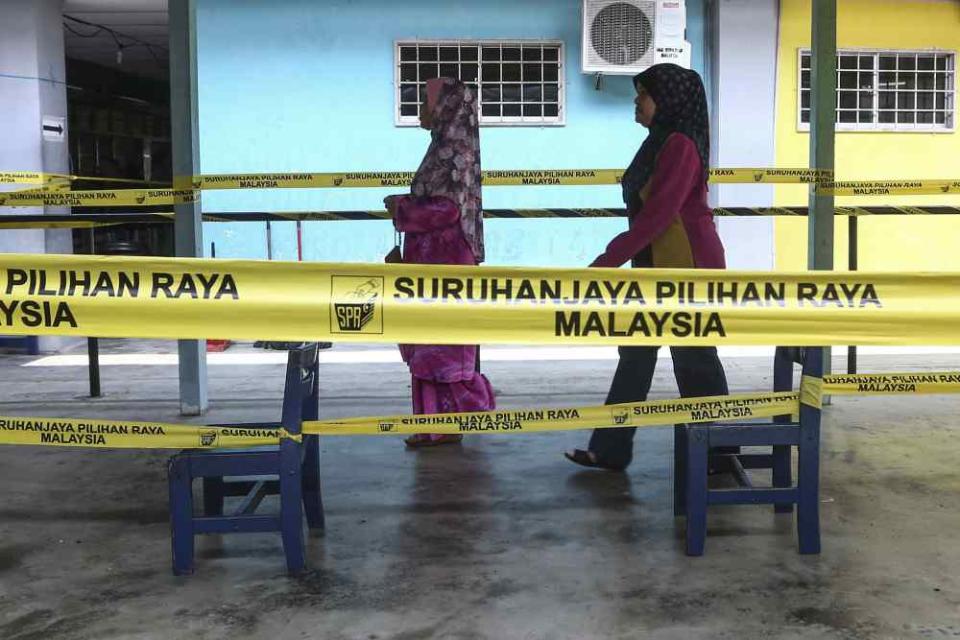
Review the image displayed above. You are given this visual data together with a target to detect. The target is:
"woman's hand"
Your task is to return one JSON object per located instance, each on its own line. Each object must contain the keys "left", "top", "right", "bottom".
{"left": 384, "top": 195, "right": 403, "bottom": 216}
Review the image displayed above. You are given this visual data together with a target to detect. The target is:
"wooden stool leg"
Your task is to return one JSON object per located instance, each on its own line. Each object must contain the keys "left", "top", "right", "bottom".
{"left": 685, "top": 425, "right": 709, "bottom": 556}
{"left": 797, "top": 408, "right": 822, "bottom": 554}
{"left": 279, "top": 439, "right": 306, "bottom": 574}
{"left": 168, "top": 456, "right": 195, "bottom": 576}
{"left": 772, "top": 445, "right": 794, "bottom": 514}
{"left": 302, "top": 435, "right": 325, "bottom": 530}
{"left": 673, "top": 424, "right": 687, "bottom": 517}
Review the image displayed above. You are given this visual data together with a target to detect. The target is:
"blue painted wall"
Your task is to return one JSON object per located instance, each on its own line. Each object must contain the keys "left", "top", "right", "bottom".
{"left": 196, "top": 0, "right": 707, "bottom": 266}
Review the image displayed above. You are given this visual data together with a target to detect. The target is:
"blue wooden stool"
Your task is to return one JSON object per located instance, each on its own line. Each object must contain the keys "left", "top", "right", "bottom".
{"left": 167, "top": 343, "right": 323, "bottom": 575}
{"left": 675, "top": 346, "right": 823, "bottom": 556}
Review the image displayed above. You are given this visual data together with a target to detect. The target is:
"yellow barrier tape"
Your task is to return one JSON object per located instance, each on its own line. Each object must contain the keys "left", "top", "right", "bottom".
{"left": 1, "top": 254, "right": 959, "bottom": 346}
{"left": 0, "top": 189, "right": 197, "bottom": 208}
{"left": 819, "top": 180, "right": 960, "bottom": 196}
{"left": 800, "top": 376, "right": 824, "bottom": 409}
{"left": 823, "top": 372, "right": 960, "bottom": 395}
{"left": 191, "top": 168, "right": 833, "bottom": 190}
{"left": 304, "top": 392, "right": 800, "bottom": 436}
{"left": 0, "top": 415, "right": 297, "bottom": 449}
{"left": 709, "top": 168, "right": 833, "bottom": 184}
{"left": 0, "top": 171, "right": 62, "bottom": 186}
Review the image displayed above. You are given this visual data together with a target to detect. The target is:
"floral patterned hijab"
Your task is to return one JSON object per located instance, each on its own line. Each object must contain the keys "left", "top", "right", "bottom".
{"left": 411, "top": 77, "right": 485, "bottom": 262}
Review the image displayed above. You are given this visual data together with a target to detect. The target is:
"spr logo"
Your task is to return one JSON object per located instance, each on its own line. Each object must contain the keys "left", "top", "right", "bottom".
{"left": 333, "top": 177, "right": 344, "bottom": 187}
{"left": 199, "top": 430, "right": 218, "bottom": 447}
{"left": 330, "top": 275, "right": 384, "bottom": 335}
{"left": 377, "top": 421, "right": 397, "bottom": 433}
{"left": 610, "top": 407, "right": 630, "bottom": 426}
{"left": 753, "top": 171, "right": 765, "bottom": 183}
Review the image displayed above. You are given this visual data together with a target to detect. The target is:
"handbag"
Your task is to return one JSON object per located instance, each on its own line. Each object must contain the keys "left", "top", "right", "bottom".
{"left": 384, "top": 230, "right": 403, "bottom": 263}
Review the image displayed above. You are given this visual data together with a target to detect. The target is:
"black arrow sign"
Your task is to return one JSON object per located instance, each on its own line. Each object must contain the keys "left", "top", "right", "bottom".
{"left": 43, "top": 124, "right": 63, "bottom": 135}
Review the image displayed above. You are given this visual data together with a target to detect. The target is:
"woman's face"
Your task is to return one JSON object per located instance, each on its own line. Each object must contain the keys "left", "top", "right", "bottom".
{"left": 419, "top": 95, "right": 433, "bottom": 130}
{"left": 634, "top": 85, "right": 657, "bottom": 127}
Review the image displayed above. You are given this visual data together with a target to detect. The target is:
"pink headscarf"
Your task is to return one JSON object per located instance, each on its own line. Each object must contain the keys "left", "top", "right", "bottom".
{"left": 411, "top": 77, "right": 485, "bottom": 263}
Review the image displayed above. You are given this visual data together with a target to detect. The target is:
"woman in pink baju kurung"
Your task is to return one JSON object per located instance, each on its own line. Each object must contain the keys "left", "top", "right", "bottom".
{"left": 385, "top": 77, "right": 495, "bottom": 448}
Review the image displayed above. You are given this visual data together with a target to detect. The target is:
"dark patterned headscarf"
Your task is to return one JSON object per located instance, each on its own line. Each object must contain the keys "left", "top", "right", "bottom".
{"left": 411, "top": 77, "right": 485, "bottom": 263}
{"left": 621, "top": 64, "right": 710, "bottom": 212}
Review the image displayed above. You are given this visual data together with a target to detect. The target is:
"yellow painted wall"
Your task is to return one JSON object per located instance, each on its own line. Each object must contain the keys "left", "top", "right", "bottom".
{"left": 774, "top": 0, "right": 960, "bottom": 270}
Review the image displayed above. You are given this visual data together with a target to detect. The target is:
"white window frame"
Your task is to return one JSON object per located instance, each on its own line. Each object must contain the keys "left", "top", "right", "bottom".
{"left": 394, "top": 39, "right": 566, "bottom": 127}
{"left": 797, "top": 48, "right": 957, "bottom": 133}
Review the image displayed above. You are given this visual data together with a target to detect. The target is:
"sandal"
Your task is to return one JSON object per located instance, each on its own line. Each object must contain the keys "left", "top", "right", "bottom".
{"left": 405, "top": 434, "right": 464, "bottom": 448}
{"left": 564, "top": 449, "right": 625, "bottom": 471}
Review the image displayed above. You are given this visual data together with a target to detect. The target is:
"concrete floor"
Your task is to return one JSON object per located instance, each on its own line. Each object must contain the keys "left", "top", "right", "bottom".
{"left": 0, "top": 342, "right": 958, "bottom": 640}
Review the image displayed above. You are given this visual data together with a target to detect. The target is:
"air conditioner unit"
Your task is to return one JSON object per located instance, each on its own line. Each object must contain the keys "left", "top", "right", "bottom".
{"left": 582, "top": 0, "right": 691, "bottom": 75}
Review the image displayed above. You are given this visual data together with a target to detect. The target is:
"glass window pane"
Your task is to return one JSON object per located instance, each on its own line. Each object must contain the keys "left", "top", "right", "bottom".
{"left": 419, "top": 46, "right": 438, "bottom": 62}
{"left": 879, "top": 110, "right": 896, "bottom": 123}
{"left": 879, "top": 55, "right": 896, "bottom": 71}
{"left": 481, "top": 46, "right": 500, "bottom": 61}
{"left": 936, "top": 55, "right": 948, "bottom": 71}
{"left": 544, "top": 64, "right": 559, "bottom": 82}
{"left": 543, "top": 47, "right": 560, "bottom": 62}
{"left": 840, "top": 91, "right": 857, "bottom": 109}
{"left": 801, "top": 54, "right": 811, "bottom": 69}
{"left": 879, "top": 71, "right": 897, "bottom": 89}
{"left": 801, "top": 91, "right": 810, "bottom": 109}
{"left": 918, "top": 73, "right": 936, "bottom": 91}
{"left": 419, "top": 64, "right": 438, "bottom": 80}
{"left": 482, "top": 85, "right": 501, "bottom": 102}
{"left": 522, "top": 47, "right": 542, "bottom": 61}
{"left": 918, "top": 111, "right": 934, "bottom": 124}
{"left": 523, "top": 64, "right": 542, "bottom": 81}
{"left": 878, "top": 91, "right": 896, "bottom": 109}
{"left": 522, "top": 84, "right": 542, "bottom": 101}
{"left": 460, "top": 46, "right": 478, "bottom": 62}
{"left": 898, "top": 92, "right": 915, "bottom": 109}
{"left": 502, "top": 84, "right": 521, "bottom": 102}
{"left": 399, "top": 84, "right": 418, "bottom": 103}
{"left": 839, "top": 111, "right": 857, "bottom": 123}
{"left": 482, "top": 64, "right": 500, "bottom": 82}
{"left": 544, "top": 84, "right": 559, "bottom": 102}
{"left": 481, "top": 104, "right": 501, "bottom": 118}
{"left": 400, "top": 104, "right": 418, "bottom": 117}
{"left": 935, "top": 112, "right": 946, "bottom": 124}
{"left": 839, "top": 71, "right": 858, "bottom": 89}
{"left": 461, "top": 64, "right": 479, "bottom": 82}
{"left": 544, "top": 104, "right": 559, "bottom": 118}
{"left": 899, "top": 55, "right": 916, "bottom": 71}
{"left": 523, "top": 104, "right": 542, "bottom": 117}
{"left": 897, "top": 111, "right": 916, "bottom": 124}
{"left": 439, "top": 63, "right": 458, "bottom": 78}
{"left": 840, "top": 55, "right": 858, "bottom": 69}
{"left": 503, "top": 104, "right": 521, "bottom": 117}
{"left": 801, "top": 109, "right": 810, "bottom": 124}
{"left": 400, "top": 47, "right": 417, "bottom": 62}
{"left": 899, "top": 72, "right": 917, "bottom": 91}
{"left": 801, "top": 70, "right": 811, "bottom": 88}
{"left": 859, "top": 92, "right": 873, "bottom": 109}
{"left": 502, "top": 47, "right": 521, "bottom": 61}
{"left": 918, "top": 92, "right": 935, "bottom": 110}
{"left": 503, "top": 63, "right": 521, "bottom": 82}
{"left": 400, "top": 64, "right": 417, "bottom": 82}
{"left": 859, "top": 72, "right": 874, "bottom": 89}
{"left": 918, "top": 56, "right": 936, "bottom": 71}
{"left": 859, "top": 55, "right": 874, "bottom": 70}
{"left": 936, "top": 93, "right": 947, "bottom": 110}
{"left": 936, "top": 73, "right": 947, "bottom": 90}
{"left": 859, "top": 109, "right": 874, "bottom": 124}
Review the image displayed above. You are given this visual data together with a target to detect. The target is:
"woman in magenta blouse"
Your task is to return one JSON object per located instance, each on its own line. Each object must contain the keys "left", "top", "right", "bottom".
{"left": 566, "top": 64, "right": 730, "bottom": 471}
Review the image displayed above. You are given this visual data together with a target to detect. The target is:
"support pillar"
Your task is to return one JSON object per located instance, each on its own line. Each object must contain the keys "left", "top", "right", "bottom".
{"left": 169, "top": 0, "right": 207, "bottom": 415}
